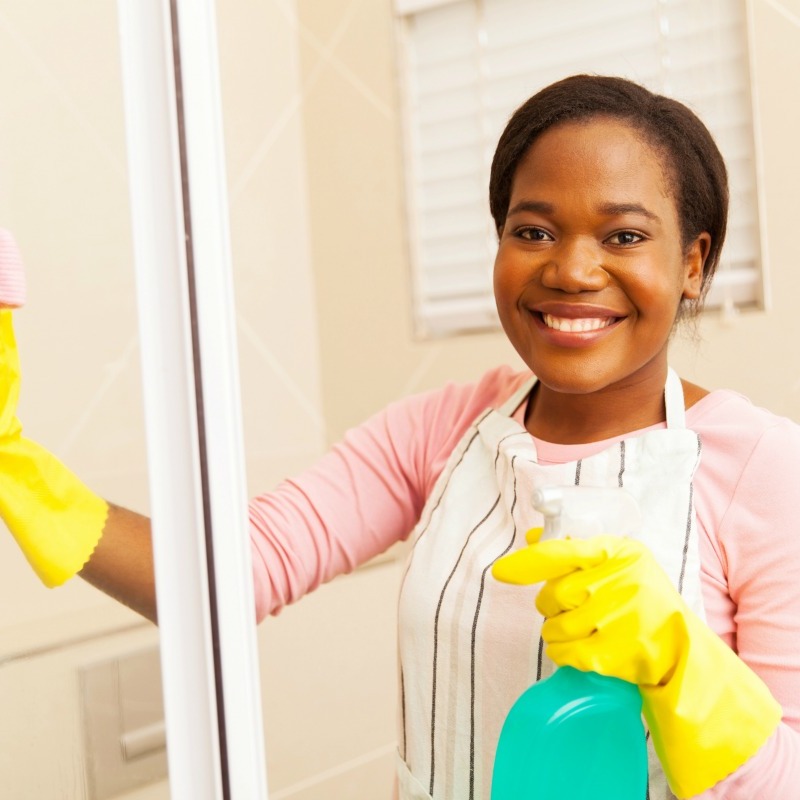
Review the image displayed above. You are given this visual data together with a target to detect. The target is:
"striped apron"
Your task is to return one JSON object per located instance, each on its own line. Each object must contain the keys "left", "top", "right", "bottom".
{"left": 395, "top": 368, "right": 704, "bottom": 800}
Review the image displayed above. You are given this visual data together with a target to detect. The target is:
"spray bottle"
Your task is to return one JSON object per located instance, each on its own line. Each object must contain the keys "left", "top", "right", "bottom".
{"left": 490, "top": 486, "right": 648, "bottom": 799}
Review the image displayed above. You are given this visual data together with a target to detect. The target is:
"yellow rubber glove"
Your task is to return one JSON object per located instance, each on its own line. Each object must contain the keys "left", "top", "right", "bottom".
{"left": 492, "top": 533, "right": 782, "bottom": 798}
{"left": 0, "top": 253, "right": 108, "bottom": 587}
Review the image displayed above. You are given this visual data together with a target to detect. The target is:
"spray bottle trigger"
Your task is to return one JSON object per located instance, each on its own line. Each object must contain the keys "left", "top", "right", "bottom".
{"left": 531, "top": 485, "right": 642, "bottom": 541}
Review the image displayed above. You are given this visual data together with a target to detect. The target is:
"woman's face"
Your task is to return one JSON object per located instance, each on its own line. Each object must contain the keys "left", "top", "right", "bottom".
{"left": 493, "top": 117, "right": 708, "bottom": 397}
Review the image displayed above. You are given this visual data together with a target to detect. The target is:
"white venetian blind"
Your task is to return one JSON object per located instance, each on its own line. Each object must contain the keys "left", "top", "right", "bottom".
{"left": 395, "top": 0, "right": 764, "bottom": 337}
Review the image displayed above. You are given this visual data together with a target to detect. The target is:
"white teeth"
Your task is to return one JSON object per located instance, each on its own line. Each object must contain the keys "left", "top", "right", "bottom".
{"left": 542, "top": 314, "right": 614, "bottom": 332}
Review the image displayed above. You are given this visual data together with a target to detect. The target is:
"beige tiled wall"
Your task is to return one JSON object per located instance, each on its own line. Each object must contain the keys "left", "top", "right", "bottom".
{"left": 295, "top": 0, "right": 524, "bottom": 445}
{"left": 1, "top": 0, "right": 799, "bottom": 798}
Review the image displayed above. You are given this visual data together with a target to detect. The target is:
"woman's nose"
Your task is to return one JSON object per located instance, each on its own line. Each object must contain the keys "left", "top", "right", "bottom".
{"left": 539, "top": 238, "right": 608, "bottom": 293}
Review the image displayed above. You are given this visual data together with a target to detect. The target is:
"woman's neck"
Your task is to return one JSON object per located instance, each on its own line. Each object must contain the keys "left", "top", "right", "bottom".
{"left": 524, "top": 374, "right": 709, "bottom": 444}
{"left": 525, "top": 371, "right": 662, "bottom": 444}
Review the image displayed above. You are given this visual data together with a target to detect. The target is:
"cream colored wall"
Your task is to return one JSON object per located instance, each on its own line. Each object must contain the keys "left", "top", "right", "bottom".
{"left": 219, "top": 3, "right": 399, "bottom": 794}
{"left": 295, "top": 0, "right": 524, "bottom": 445}
{"left": 298, "top": 0, "right": 800, "bottom": 440}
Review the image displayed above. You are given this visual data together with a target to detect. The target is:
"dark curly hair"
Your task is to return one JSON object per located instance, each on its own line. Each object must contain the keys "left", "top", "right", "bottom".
{"left": 489, "top": 74, "right": 729, "bottom": 311}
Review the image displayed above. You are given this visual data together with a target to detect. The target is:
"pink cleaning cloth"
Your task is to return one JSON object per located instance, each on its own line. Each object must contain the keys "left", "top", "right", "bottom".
{"left": 0, "top": 229, "right": 26, "bottom": 309}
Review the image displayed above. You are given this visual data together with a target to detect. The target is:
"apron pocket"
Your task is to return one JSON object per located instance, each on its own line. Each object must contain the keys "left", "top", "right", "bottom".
{"left": 395, "top": 750, "right": 433, "bottom": 800}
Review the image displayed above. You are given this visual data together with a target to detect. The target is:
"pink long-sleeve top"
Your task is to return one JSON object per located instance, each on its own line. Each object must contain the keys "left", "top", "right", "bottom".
{"left": 249, "top": 365, "right": 800, "bottom": 797}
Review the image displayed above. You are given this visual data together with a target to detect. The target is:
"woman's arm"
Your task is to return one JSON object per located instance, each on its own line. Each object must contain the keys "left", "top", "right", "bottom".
{"left": 79, "top": 503, "right": 157, "bottom": 623}
{"left": 697, "top": 419, "right": 800, "bottom": 797}
{"left": 248, "top": 366, "right": 530, "bottom": 620}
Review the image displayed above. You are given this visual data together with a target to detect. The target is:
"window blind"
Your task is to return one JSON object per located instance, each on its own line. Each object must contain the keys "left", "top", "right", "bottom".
{"left": 395, "top": 0, "right": 764, "bottom": 336}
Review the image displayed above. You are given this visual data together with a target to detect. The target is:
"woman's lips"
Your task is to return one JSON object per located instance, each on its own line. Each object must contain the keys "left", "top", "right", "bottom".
{"left": 529, "top": 309, "right": 624, "bottom": 347}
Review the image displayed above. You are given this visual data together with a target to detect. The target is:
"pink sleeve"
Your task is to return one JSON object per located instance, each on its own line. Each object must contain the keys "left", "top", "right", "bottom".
{"left": 247, "top": 366, "right": 530, "bottom": 621}
{"left": 698, "top": 421, "right": 800, "bottom": 797}
{"left": 0, "top": 229, "right": 27, "bottom": 309}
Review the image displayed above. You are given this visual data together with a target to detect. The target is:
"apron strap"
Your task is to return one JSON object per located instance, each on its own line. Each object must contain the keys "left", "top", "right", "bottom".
{"left": 498, "top": 375, "right": 537, "bottom": 418}
{"left": 665, "top": 367, "right": 687, "bottom": 429}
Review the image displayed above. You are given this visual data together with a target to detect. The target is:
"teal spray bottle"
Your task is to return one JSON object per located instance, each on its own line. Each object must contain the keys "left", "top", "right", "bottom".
{"left": 490, "top": 486, "right": 648, "bottom": 799}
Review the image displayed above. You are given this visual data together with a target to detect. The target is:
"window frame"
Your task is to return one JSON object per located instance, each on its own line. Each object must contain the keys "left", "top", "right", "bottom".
{"left": 393, "top": 0, "right": 769, "bottom": 338}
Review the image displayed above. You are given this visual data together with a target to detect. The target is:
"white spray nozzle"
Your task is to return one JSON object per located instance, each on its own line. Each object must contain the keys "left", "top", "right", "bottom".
{"left": 532, "top": 486, "right": 642, "bottom": 540}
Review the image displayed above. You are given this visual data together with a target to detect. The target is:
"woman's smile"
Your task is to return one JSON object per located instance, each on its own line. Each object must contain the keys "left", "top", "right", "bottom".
{"left": 529, "top": 303, "right": 625, "bottom": 347}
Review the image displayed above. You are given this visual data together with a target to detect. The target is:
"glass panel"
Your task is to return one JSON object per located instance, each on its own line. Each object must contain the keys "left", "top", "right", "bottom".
{"left": 0, "top": 2, "right": 170, "bottom": 798}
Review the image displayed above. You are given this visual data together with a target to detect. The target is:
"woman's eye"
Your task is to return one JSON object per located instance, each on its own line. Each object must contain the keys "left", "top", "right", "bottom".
{"left": 517, "top": 227, "right": 553, "bottom": 242}
{"left": 607, "top": 231, "right": 644, "bottom": 246}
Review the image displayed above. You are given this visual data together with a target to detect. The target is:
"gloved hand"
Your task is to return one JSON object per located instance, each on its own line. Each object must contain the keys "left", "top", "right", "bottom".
{"left": 0, "top": 230, "right": 108, "bottom": 587}
{"left": 492, "top": 532, "right": 782, "bottom": 798}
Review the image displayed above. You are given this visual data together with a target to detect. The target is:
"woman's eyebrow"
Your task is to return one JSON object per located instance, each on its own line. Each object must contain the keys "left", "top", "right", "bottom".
{"left": 598, "top": 201, "right": 661, "bottom": 222}
{"left": 506, "top": 199, "right": 554, "bottom": 216}
{"left": 506, "top": 199, "right": 661, "bottom": 223}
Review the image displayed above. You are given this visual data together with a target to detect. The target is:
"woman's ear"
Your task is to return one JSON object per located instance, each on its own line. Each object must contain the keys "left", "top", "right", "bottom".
{"left": 682, "top": 232, "right": 711, "bottom": 300}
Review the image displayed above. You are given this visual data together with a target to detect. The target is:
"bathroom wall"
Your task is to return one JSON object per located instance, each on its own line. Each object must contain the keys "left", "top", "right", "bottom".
{"left": 0, "top": 0, "right": 798, "bottom": 798}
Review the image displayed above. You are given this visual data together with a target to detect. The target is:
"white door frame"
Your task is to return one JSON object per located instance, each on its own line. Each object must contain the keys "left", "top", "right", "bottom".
{"left": 117, "top": 1, "right": 269, "bottom": 797}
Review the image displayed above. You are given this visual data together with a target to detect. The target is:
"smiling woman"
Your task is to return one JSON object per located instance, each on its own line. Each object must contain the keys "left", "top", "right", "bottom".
{"left": 391, "top": 77, "right": 795, "bottom": 800}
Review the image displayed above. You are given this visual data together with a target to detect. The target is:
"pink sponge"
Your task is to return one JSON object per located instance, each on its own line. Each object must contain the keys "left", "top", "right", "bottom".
{"left": 0, "top": 229, "right": 26, "bottom": 309}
